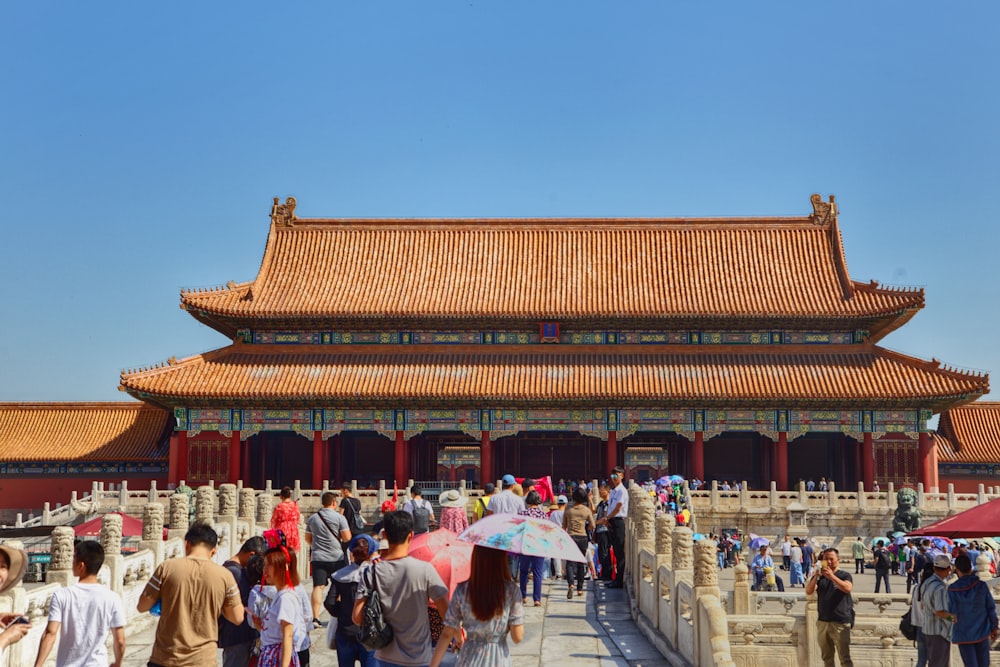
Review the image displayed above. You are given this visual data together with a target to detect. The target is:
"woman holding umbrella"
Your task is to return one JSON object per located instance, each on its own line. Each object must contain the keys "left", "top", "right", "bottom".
{"left": 430, "top": 545, "right": 524, "bottom": 667}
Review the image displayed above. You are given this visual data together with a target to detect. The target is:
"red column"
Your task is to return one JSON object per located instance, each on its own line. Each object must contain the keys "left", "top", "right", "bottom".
{"left": 862, "top": 433, "right": 874, "bottom": 491}
{"left": 333, "top": 435, "right": 343, "bottom": 488}
{"left": 321, "top": 437, "right": 331, "bottom": 486}
{"left": 480, "top": 432, "right": 493, "bottom": 486}
{"left": 929, "top": 435, "right": 940, "bottom": 491}
{"left": 776, "top": 432, "right": 789, "bottom": 490}
{"left": 691, "top": 431, "right": 705, "bottom": 481}
{"left": 606, "top": 431, "right": 618, "bottom": 473}
{"left": 312, "top": 431, "right": 324, "bottom": 490}
{"left": 394, "top": 431, "right": 407, "bottom": 487}
{"left": 240, "top": 439, "right": 251, "bottom": 485}
{"left": 918, "top": 432, "right": 932, "bottom": 489}
{"left": 168, "top": 433, "right": 180, "bottom": 487}
{"left": 177, "top": 431, "right": 189, "bottom": 483}
{"left": 228, "top": 431, "right": 241, "bottom": 484}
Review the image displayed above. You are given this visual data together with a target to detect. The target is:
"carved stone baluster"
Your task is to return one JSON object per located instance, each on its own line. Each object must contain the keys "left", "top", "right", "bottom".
{"left": 195, "top": 485, "right": 215, "bottom": 525}
{"left": 169, "top": 493, "right": 190, "bottom": 540}
{"left": 46, "top": 526, "right": 75, "bottom": 586}
{"left": 101, "top": 514, "right": 124, "bottom": 596}
{"left": 141, "top": 503, "right": 166, "bottom": 566}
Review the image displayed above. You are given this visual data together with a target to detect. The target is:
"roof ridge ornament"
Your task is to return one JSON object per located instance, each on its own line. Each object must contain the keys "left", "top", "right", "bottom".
{"left": 270, "top": 196, "right": 297, "bottom": 226}
{"left": 809, "top": 193, "right": 838, "bottom": 225}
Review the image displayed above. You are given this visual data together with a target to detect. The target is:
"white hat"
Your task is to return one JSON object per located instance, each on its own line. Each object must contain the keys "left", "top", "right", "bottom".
{"left": 439, "top": 489, "right": 468, "bottom": 508}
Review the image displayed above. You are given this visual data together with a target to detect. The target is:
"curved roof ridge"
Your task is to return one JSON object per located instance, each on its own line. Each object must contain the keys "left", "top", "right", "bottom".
{"left": 873, "top": 346, "right": 991, "bottom": 383}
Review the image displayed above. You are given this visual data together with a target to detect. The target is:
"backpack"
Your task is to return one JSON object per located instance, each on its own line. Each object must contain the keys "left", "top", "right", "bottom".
{"left": 411, "top": 499, "right": 431, "bottom": 533}
{"left": 345, "top": 498, "right": 365, "bottom": 532}
{"left": 899, "top": 607, "right": 918, "bottom": 641}
{"left": 875, "top": 550, "right": 890, "bottom": 570}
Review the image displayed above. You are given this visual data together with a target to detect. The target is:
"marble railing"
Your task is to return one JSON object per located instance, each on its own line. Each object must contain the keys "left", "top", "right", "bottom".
{"left": 624, "top": 482, "right": 1000, "bottom": 667}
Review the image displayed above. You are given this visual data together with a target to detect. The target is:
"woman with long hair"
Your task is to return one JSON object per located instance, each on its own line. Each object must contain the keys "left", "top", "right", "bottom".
{"left": 255, "top": 547, "right": 305, "bottom": 667}
{"left": 270, "top": 487, "right": 302, "bottom": 550}
{"left": 563, "top": 486, "right": 595, "bottom": 599}
{"left": 430, "top": 545, "right": 524, "bottom": 667}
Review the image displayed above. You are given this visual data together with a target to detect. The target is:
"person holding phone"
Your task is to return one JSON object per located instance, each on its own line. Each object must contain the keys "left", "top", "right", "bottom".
{"left": 805, "top": 548, "right": 854, "bottom": 667}
{"left": 0, "top": 545, "right": 31, "bottom": 657}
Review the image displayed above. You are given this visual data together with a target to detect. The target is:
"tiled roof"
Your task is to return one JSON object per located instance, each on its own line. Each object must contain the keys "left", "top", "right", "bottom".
{"left": 936, "top": 402, "right": 1000, "bottom": 463}
{"left": 0, "top": 403, "right": 172, "bottom": 462}
{"left": 180, "top": 215, "right": 923, "bottom": 339}
{"left": 121, "top": 342, "right": 987, "bottom": 410}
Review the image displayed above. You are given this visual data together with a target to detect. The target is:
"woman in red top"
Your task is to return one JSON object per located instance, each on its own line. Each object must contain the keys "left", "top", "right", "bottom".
{"left": 269, "top": 486, "right": 302, "bottom": 550}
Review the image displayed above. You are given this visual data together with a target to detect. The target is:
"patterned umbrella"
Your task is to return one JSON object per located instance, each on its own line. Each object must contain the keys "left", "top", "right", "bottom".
{"left": 408, "top": 529, "right": 473, "bottom": 597}
{"left": 668, "top": 474, "right": 685, "bottom": 484}
{"left": 748, "top": 534, "right": 770, "bottom": 550}
{"left": 457, "top": 514, "right": 588, "bottom": 563}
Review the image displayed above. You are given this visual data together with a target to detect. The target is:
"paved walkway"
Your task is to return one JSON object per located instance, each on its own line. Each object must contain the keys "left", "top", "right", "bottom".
{"left": 121, "top": 578, "right": 676, "bottom": 667}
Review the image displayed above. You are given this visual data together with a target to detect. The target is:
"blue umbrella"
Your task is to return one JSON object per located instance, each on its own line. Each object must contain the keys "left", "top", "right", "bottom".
{"left": 749, "top": 536, "right": 770, "bottom": 550}
{"left": 692, "top": 533, "right": 704, "bottom": 541}
{"left": 655, "top": 476, "right": 672, "bottom": 487}
{"left": 894, "top": 535, "right": 909, "bottom": 546}
{"left": 872, "top": 536, "right": 890, "bottom": 546}
{"left": 669, "top": 474, "right": 685, "bottom": 484}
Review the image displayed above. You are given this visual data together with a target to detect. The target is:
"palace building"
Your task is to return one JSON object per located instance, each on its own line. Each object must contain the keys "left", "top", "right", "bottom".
{"left": 114, "top": 194, "right": 989, "bottom": 492}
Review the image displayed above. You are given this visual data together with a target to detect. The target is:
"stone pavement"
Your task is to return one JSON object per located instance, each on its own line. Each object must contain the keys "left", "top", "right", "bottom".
{"left": 121, "top": 578, "right": 678, "bottom": 667}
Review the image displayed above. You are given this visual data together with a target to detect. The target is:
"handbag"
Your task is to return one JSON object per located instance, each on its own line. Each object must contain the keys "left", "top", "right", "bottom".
{"left": 359, "top": 563, "right": 394, "bottom": 650}
{"left": 899, "top": 607, "right": 918, "bottom": 641}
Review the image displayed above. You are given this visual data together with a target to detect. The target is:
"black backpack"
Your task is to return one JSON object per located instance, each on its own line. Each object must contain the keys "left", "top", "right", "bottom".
{"left": 876, "top": 550, "right": 890, "bottom": 570}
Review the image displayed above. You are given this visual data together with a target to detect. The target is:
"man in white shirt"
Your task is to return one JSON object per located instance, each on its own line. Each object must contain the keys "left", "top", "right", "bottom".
{"left": 601, "top": 466, "right": 629, "bottom": 589}
{"left": 34, "top": 541, "right": 126, "bottom": 667}
{"left": 780, "top": 536, "right": 792, "bottom": 571}
{"left": 485, "top": 474, "right": 526, "bottom": 516}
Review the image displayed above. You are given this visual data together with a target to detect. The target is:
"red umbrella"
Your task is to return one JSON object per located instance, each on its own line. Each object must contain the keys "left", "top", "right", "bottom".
{"left": 408, "top": 529, "right": 472, "bottom": 597}
{"left": 73, "top": 512, "right": 144, "bottom": 537}
{"left": 906, "top": 497, "right": 1000, "bottom": 539}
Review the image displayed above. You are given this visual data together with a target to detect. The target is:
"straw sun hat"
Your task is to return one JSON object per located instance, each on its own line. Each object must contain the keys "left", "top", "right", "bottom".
{"left": 0, "top": 545, "right": 27, "bottom": 594}
{"left": 439, "top": 489, "right": 468, "bottom": 508}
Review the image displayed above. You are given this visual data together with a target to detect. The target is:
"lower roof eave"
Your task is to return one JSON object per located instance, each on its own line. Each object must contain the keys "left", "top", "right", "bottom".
{"left": 127, "top": 390, "right": 979, "bottom": 414}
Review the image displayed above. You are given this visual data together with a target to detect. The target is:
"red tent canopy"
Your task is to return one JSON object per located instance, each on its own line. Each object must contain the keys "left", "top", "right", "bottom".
{"left": 906, "top": 497, "right": 1000, "bottom": 539}
{"left": 73, "top": 512, "right": 144, "bottom": 537}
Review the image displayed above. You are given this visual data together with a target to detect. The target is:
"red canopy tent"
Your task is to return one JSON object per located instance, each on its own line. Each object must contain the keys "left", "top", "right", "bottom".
{"left": 73, "top": 512, "right": 144, "bottom": 537}
{"left": 906, "top": 497, "right": 1000, "bottom": 539}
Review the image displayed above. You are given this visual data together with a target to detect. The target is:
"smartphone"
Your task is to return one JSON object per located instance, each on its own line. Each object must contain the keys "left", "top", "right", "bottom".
{"left": 12, "top": 617, "right": 29, "bottom": 625}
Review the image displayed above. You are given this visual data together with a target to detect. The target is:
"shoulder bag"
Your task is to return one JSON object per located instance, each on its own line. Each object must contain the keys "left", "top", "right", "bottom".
{"left": 359, "top": 563, "right": 394, "bottom": 650}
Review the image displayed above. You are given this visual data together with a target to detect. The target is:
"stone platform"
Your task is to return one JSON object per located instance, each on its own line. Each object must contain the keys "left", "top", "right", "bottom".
{"left": 120, "top": 578, "right": 677, "bottom": 667}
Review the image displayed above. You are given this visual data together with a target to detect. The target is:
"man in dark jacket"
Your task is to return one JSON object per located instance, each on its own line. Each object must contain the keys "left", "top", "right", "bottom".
{"left": 948, "top": 553, "right": 998, "bottom": 667}
{"left": 219, "top": 536, "right": 267, "bottom": 667}
{"left": 872, "top": 543, "right": 891, "bottom": 594}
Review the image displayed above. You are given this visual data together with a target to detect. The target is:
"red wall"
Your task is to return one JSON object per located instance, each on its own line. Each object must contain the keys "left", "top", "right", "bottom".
{"left": 938, "top": 476, "right": 1000, "bottom": 494}
{"left": 0, "top": 475, "right": 166, "bottom": 524}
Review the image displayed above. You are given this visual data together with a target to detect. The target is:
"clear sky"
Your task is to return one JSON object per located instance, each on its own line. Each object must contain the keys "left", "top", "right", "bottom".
{"left": 1, "top": 3, "right": 996, "bottom": 407}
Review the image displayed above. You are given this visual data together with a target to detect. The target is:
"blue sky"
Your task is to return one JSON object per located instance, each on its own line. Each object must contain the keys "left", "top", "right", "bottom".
{"left": 1, "top": 2, "right": 996, "bottom": 406}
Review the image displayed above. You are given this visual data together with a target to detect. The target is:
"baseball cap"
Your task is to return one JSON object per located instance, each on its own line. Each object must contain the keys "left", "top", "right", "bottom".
{"left": 502, "top": 474, "right": 516, "bottom": 485}
{"left": 557, "top": 495, "right": 568, "bottom": 505}
{"left": 933, "top": 554, "right": 952, "bottom": 569}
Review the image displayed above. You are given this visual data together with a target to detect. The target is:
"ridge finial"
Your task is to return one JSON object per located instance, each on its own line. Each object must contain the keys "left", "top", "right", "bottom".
{"left": 810, "top": 193, "right": 838, "bottom": 225}
{"left": 270, "top": 196, "right": 297, "bottom": 226}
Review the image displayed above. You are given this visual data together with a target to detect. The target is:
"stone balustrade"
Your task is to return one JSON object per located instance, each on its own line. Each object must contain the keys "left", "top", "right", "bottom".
{"left": 623, "top": 481, "right": 1000, "bottom": 666}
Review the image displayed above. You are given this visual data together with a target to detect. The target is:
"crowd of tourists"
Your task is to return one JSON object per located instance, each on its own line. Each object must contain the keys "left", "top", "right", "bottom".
{"left": 0, "top": 471, "right": 628, "bottom": 667}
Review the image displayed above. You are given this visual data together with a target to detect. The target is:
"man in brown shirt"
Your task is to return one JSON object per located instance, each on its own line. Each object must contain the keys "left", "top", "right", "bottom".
{"left": 563, "top": 487, "right": 596, "bottom": 599}
{"left": 138, "top": 523, "right": 244, "bottom": 667}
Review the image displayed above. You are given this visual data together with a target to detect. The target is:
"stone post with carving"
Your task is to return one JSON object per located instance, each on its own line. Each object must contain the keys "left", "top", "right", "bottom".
{"left": 692, "top": 539, "right": 723, "bottom": 667}
{"left": 46, "top": 526, "right": 76, "bottom": 587}
{"left": 169, "top": 492, "right": 190, "bottom": 540}
{"left": 195, "top": 485, "right": 215, "bottom": 525}
{"left": 239, "top": 488, "right": 257, "bottom": 521}
{"left": 670, "top": 526, "right": 694, "bottom": 647}
{"left": 633, "top": 490, "right": 656, "bottom": 595}
{"left": 977, "top": 552, "right": 992, "bottom": 582}
{"left": 256, "top": 490, "right": 274, "bottom": 527}
{"left": 732, "top": 559, "right": 752, "bottom": 615}
{"left": 141, "top": 502, "right": 165, "bottom": 566}
{"left": 218, "top": 483, "right": 241, "bottom": 554}
{"left": 101, "top": 513, "right": 125, "bottom": 596}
